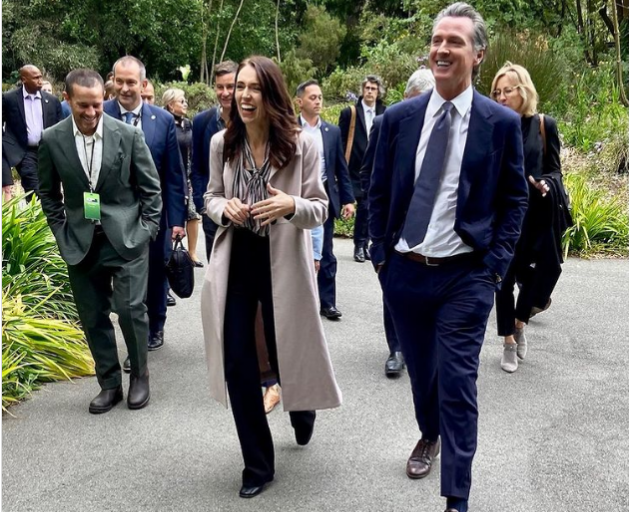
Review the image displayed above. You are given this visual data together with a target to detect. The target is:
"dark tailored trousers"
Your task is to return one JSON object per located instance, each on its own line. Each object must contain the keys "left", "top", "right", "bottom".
{"left": 383, "top": 252, "right": 495, "bottom": 500}
{"left": 16, "top": 147, "right": 39, "bottom": 195}
{"left": 495, "top": 253, "right": 534, "bottom": 336}
{"left": 317, "top": 214, "right": 337, "bottom": 309}
{"left": 67, "top": 230, "right": 150, "bottom": 388}
{"left": 202, "top": 214, "right": 218, "bottom": 262}
{"left": 382, "top": 299, "right": 400, "bottom": 354}
{"left": 224, "top": 229, "right": 315, "bottom": 487}
{"left": 353, "top": 197, "right": 369, "bottom": 248}
{"left": 146, "top": 213, "right": 172, "bottom": 335}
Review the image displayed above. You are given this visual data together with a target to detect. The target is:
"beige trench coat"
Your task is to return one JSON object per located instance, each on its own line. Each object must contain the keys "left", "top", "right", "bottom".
{"left": 201, "top": 130, "right": 342, "bottom": 412}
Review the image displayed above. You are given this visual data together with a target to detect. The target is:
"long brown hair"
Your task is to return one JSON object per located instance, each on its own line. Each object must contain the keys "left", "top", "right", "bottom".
{"left": 223, "top": 56, "right": 299, "bottom": 170}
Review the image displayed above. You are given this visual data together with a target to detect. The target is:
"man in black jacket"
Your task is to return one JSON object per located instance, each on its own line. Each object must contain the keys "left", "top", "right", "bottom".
{"left": 338, "top": 75, "right": 386, "bottom": 262}
{"left": 2, "top": 65, "right": 63, "bottom": 196}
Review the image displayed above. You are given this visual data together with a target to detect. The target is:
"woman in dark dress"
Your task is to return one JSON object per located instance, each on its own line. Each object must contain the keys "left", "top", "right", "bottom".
{"left": 491, "top": 62, "right": 571, "bottom": 373}
{"left": 163, "top": 88, "right": 203, "bottom": 266}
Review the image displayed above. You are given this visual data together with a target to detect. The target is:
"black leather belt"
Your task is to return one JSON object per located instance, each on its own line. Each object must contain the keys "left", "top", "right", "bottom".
{"left": 396, "top": 250, "right": 477, "bottom": 267}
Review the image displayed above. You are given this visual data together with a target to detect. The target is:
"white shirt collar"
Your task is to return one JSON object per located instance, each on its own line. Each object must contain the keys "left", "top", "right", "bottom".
{"left": 118, "top": 101, "right": 143, "bottom": 116}
{"left": 72, "top": 114, "right": 104, "bottom": 140}
{"left": 361, "top": 100, "right": 376, "bottom": 113}
{"left": 23, "top": 87, "right": 42, "bottom": 100}
{"left": 300, "top": 115, "right": 321, "bottom": 130}
{"left": 427, "top": 85, "right": 473, "bottom": 120}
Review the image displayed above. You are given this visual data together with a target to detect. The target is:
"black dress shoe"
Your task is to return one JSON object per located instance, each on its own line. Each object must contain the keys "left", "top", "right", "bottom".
{"left": 148, "top": 331, "right": 164, "bottom": 351}
{"left": 364, "top": 245, "right": 371, "bottom": 260}
{"left": 239, "top": 479, "right": 272, "bottom": 498}
{"left": 320, "top": 306, "right": 342, "bottom": 320}
{"left": 353, "top": 246, "right": 366, "bottom": 263}
{"left": 122, "top": 356, "right": 131, "bottom": 374}
{"left": 385, "top": 351, "right": 405, "bottom": 378}
{"left": 89, "top": 386, "right": 123, "bottom": 414}
{"left": 128, "top": 372, "right": 150, "bottom": 410}
{"left": 166, "top": 293, "right": 177, "bottom": 307}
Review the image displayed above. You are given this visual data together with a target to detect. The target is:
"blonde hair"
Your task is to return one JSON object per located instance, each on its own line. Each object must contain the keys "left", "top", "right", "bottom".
{"left": 491, "top": 61, "right": 538, "bottom": 116}
{"left": 162, "top": 88, "right": 186, "bottom": 111}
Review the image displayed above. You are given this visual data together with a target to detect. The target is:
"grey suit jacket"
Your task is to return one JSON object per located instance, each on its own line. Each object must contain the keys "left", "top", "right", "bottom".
{"left": 38, "top": 115, "right": 162, "bottom": 265}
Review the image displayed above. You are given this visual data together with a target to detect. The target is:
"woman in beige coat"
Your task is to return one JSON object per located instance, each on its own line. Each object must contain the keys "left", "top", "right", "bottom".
{"left": 201, "top": 56, "right": 342, "bottom": 499}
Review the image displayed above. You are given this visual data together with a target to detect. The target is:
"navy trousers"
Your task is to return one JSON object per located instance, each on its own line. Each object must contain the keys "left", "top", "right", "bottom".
{"left": 382, "top": 252, "right": 495, "bottom": 500}
{"left": 353, "top": 197, "right": 369, "bottom": 249}
{"left": 317, "top": 215, "right": 337, "bottom": 309}
{"left": 146, "top": 213, "right": 171, "bottom": 335}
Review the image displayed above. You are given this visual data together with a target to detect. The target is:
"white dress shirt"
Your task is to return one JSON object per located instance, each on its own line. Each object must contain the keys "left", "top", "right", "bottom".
{"left": 396, "top": 85, "right": 474, "bottom": 257}
{"left": 72, "top": 115, "right": 104, "bottom": 191}
{"left": 300, "top": 115, "right": 327, "bottom": 182}
{"left": 361, "top": 100, "right": 375, "bottom": 139}
{"left": 23, "top": 88, "right": 44, "bottom": 146}
{"left": 119, "top": 102, "right": 143, "bottom": 129}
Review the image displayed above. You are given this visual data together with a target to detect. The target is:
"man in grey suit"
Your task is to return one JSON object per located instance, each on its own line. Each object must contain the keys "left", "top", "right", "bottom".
{"left": 38, "top": 69, "right": 162, "bottom": 414}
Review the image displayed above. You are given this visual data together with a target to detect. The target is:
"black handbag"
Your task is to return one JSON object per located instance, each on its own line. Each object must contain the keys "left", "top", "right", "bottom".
{"left": 166, "top": 235, "right": 195, "bottom": 298}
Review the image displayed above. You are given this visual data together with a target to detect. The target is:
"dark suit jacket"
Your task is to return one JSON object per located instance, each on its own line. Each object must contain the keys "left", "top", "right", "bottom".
{"left": 2, "top": 86, "right": 63, "bottom": 167}
{"left": 338, "top": 97, "right": 386, "bottom": 199}
{"left": 368, "top": 90, "right": 529, "bottom": 280}
{"left": 191, "top": 107, "right": 225, "bottom": 212}
{"left": 38, "top": 115, "right": 162, "bottom": 265}
{"left": 300, "top": 119, "right": 355, "bottom": 219}
{"left": 359, "top": 115, "right": 383, "bottom": 197}
{"left": 60, "top": 100, "right": 72, "bottom": 119}
{"left": 103, "top": 100, "right": 186, "bottom": 228}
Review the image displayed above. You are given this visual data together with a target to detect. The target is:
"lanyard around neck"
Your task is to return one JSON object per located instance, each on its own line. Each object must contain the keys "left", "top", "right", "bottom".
{"left": 82, "top": 134, "right": 96, "bottom": 191}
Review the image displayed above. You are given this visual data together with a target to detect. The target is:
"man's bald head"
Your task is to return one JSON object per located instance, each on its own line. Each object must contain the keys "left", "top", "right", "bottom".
{"left": 20, "top": 65, "right": 43, "bottom": 94}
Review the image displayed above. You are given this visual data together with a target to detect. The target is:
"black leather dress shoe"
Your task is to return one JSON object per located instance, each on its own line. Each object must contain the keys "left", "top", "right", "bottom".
{"left": 320, "top": 306, "right": 342, "bottom": 320}
{"left": 239, "top": 479, "right": 272, "bottom": 498}
{"left": 295, "top": 421, "right": 315, "bottom": 446}
{"left": 89, "top": 386, "right": 123, "bottom": 414}
{"left": 128, "top": 372, "right": 150, "bottom": 410}
{"left": 385, "top": 352, "right": 405, "bottom": 378}
{"left": 122, "top": 356, "right": 131, "bottom": 374}
{"left": 148, "top": 331, "right": 164, "bottom": 351}
{"left": 364, "top": 246, "right": 371, "bottom": 260}
{"left": 353, "top": 246, "right": 366, "bottom": 263}
{"left": 166, "top": 293, "right": 177, "bottom": 307}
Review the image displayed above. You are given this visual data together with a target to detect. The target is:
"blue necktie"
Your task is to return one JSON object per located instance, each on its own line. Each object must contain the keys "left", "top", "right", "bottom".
{"left": 124, "top": 112, "right": 135, "bottom": 124}
{"left": 401, "top": 101, "right": 454, "bottom": 248}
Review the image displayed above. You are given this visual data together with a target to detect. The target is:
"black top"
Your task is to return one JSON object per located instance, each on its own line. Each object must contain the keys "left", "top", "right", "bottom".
{"left": 174, "top": 115, "right": 193, "bottom": 175}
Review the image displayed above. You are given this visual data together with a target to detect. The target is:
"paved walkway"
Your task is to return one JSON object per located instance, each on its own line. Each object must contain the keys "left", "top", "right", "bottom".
{"left": 3, "top": 239, "right": 628, "bottom": 512}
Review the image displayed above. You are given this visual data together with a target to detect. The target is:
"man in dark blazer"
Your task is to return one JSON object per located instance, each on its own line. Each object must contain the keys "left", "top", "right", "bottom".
{"left": 361, "top": 69, "right": 436, "bottom": 377}
{"left": 104, "top": 56, "right": 186, "bottom": 362}
{"left": 368, "top": 4, "right": 528, "bottom": 512}
{"left": 338, "top": 74, "right": 386, "bottom": 263}
{"left": 296, "top": 79, "right": 355, "bottom": 320}
{"left": 191, "top": 60, "right": 237, "bottom": 261}
{"left": 2, "top": 65, "right": 63, "bottom": 195}
{"left": 38, "top": 69, "right": 162, "bottom": 413}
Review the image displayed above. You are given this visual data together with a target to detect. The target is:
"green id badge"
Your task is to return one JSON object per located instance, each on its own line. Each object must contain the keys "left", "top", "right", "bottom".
{"left": 83, "top": 192, "right": 101, "bottom": 221}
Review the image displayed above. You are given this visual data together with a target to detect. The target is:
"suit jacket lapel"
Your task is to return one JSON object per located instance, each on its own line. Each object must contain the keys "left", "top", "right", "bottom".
{"left": 458, "top": 90, "right": 493, "bottom": 211}
{"left": 356, "top": 102, "right": 367, "bottom": 135}
{"left": 41, "top": 94, "right": 51, "bottom": 127}
{"left": 61, "top": 118, "right": 91, "bottom": 189}
{"left": 141, "top": 105, "right": 156, "bottom": 149}
{"left": 320, "top": 122, "right": 333, "bottom": 180}
{"left": 397, "top": 96, "right": 429, "bottom": 202}
{"left": 16, "top": 87, "right": 26, "bottom": 126}
{"left": 95, "top": 116, "right": 121, "bottom": 191}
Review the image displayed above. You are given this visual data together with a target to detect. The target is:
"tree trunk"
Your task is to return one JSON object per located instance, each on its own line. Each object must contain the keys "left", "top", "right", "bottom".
{"left": 275, "top": 0, "right": 281, "bottom": 62}
{"left": 210, "top": 0, "right": 225, "bottom": 80}
{"left": 219, "top": 0, "right": 246, "bottom": 64}
{"left": 611, "top": 0, "right": 629, "bottom": 106}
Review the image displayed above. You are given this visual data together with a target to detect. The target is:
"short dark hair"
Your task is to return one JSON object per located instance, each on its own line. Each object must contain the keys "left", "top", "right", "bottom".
{"left": 214, "top": 60, "right": 238, "bottom": 79}
{"left": 65, "top": 69, "right": 104, "bottom": 97}
{"left": 361, "top": 75, "right": 385, "bottom": 98}
{"left": 295, "top": 79, "right": 320, "bottom": 98}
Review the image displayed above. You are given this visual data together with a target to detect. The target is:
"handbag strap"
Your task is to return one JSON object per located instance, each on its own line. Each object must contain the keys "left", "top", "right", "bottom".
{"left": 344, "top": 105, "right": 357, "bottom": 163}
{"left": 173, "top": 234, "right": 184, "bottom": 251}
{"left": 539, "top": 113, "right": 547, "bottom": 156}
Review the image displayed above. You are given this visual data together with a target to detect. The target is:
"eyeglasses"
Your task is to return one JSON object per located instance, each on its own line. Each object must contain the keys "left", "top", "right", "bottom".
{"left": 491, "top": 86, "right": 519, "bottom": 99}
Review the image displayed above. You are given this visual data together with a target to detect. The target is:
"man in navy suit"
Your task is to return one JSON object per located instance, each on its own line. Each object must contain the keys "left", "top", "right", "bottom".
{"left": 369, "top": 4, "right": 528, "bottom": 511}
{"left": 104, "top": 56, "right": 186, "bottom": 364}
{"left": 296, "top": 79, "right": 355, "bottom": 320}
{"left": 190, "top": 60, "right": 237, "bottom": 261}
{"left": 2, "top": 65, "right": 63, "bottom": 195}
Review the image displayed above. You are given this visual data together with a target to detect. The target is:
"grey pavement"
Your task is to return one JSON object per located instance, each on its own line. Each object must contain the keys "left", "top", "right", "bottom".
{"left": 2, "top": 238, "right": 628, "bottom": 512}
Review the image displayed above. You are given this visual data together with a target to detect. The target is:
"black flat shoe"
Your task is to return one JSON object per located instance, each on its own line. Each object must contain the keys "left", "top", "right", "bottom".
{"left": 122, "top": 356, "right": 131, "bottom": 374}
{"left": 193, "top": 260, "right": 204, "bottom": 268}
{"left": 320, "top": 306, "right": 342, "bottom": 320}
{"left": 89, "top": 386, "right": 123, "bottom": 414}
{"left": 385, "top": 351, "right": 405, "bottom": 378}
{"left": 166, "top": 293, "right": 177, "bottom": 307}
{"left": 239, "top": 480, "right": 272, "bottom": 498}
{"left": 148, "top": 331, "right": 164, "bottom": 351}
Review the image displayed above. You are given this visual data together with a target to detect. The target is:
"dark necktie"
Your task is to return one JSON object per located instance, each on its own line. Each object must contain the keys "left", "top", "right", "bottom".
{"left": 401, "top": 101, "right": 454, "bottom": 248}
{"left": 124, "top": 112, "right": 136, "bottom": 124}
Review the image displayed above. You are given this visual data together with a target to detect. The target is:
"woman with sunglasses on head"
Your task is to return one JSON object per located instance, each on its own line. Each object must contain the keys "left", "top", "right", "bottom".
{"left": 201, "top": 56, "right": 341, "bottom": 498}
{"left": 163, "top": 88, "right": 203, "bottom": 266}
{"left": 491, "top": 62, "right": 571, "bottom": 374}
